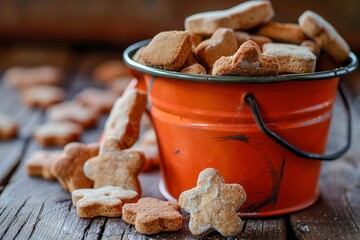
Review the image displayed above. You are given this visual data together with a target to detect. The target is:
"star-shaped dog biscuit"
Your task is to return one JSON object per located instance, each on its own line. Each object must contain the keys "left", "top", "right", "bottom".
{"left": 122, "top": 197, "right": 183, "bottom": 235}
{"left": 51, "top": 142, "right": 99, "bottom": 193}
{"left": 212, "top": 40, "right": 280, "bottom": 76}
{"left": 72, "top": 186, "right": 139, "bottom": 218}
{"left": 84, "top": 138, "right": 145, "bottom": 195}
{"left": 179, "top": 168, "right": 247, "bottom": 237}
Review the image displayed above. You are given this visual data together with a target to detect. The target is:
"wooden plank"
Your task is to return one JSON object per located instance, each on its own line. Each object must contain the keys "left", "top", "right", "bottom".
{"left": 0, "top": 139, "right": 25, "bottom": 187}
{"left": 0, "top": 54, "right": 106, "bottom": 239}
{"left": 245, "top": 219, "right": 287, "bottom": 240}
{"left": 290, "top": 92, "right": 360, "bottom": 239}
{"left": 0, "top": 50, "right": 112, "bottom": 239}
{"left": 0, "top": 45, "right": 87, "bottom": 186}
{"left": 1, "top": 142, "right": 288, "bottom": 240}
{"left": 0, "top": 52, "right": 288, "bottom": 240}
{"left": 0, "top": 141, "right": 74, "bottom": 239}
{"left": 0, "top": 82, "right": 42, "bottom": 186}
{"left": 0, "top": 141, "right": 160, "bottom": 239}
{"left": 100, "top": 212, "right": 287, "bottom": 239}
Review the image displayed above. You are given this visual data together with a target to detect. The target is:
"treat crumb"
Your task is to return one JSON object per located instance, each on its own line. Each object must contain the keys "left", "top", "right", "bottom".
{"left": 298, "top": 224, "right": 310, "bottom": 233}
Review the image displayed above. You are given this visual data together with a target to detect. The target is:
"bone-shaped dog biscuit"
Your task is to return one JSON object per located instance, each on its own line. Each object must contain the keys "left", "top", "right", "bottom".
{"left": 256, "top": 22, "right": 307, "bottom": 44}
{"left": 102, "top": 89, "right": 147, "bottom": 151}
{"left": 185, "top": 1, "right": 274, "bottom": 35}
{"left": 299, "top": 10, "right": 350, "bottom": 63}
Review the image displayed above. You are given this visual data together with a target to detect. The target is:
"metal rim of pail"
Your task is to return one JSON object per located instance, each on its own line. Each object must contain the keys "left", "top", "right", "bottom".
{"left": 123, "top": 39, "right": 358, "bottom": 83}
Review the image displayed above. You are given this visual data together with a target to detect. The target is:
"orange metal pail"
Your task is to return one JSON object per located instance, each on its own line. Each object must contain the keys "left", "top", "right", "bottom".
{"left": 124, "top": 40, "right": 358, "bottom": 218}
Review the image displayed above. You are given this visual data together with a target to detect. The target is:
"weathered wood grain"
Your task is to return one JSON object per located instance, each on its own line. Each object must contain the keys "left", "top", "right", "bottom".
{"left": 0, "top": 52, "right": 292, "bottom": 240}
{"left": 245, "top": 219, "right": 287, "bottom": 240}
{"left": 0, "top": 82, "right": 43, "bottom": 186}
{"left": 99, "top": 212, "right": 287, "bottom": 240}
{"left": 290, "top": 90, "right": 360, "bottom": 240}
{"left": 0, "top": 60, "right": 107, "bottom": 239}
{"left": 0, "top": 45, "right": 93, "bottom": 187}
{"left": 0, "top": 139, "right": 25, "bottom": 187}
{"left": 0, "top": 141, "right": 162, "bottom": 240}
{"left": 1, "top": 46, "right": 359, "bottom": 240}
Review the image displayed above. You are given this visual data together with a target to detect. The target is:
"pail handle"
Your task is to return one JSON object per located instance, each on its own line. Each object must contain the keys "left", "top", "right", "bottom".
{"left": 245, "top": 82, "right": 351, "bottom": 161}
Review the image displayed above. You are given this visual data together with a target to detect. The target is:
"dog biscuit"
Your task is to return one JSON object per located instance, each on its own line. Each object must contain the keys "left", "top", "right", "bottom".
{"left": 131, "top": 128, "right": 160, "bottom": 172}
{"left": 301, "top": 40, "right": 321, "bottom": 56}
{"left": 195, "top": 28, "right": 238, "bottom": 68}
{"left": 21, "top": 85, "right": 65, "bottom": 109}
{"left": 26, "top": 151, "right": 63, "bottom": 180}
{"left": 102, "top": 88, "right": 147, "bottom": 150}
{"left": 299, "top": 10, "right": 350, "bottom": 63}
{"left": 184, "top": 51, "right": 198, "bottom": 67}
{"left": 3, "top": 67, "right": 28, "bottom": 89}
{"left": 75, "top": 88, "right": 118, "bottom": 114}
{"left": 3, "top": 66, "right": 62, "bottom": 89}
{"left": 84, "top": 138, "right": 145, "bottom": 195}
{"left": 29, "top": 65, "right": 62, "bottom": 86}
{"left": 179, "top": 168, "right": 247, "bottom": 237}
{"left": 107, "top": 77, "right": 132, "bottom": 96}
{"left": 72, "top": 186, "right": 139, "bottom": 218}
{"left": 234, "top": 31, "right": 272, "bottom": 49}
{"left": 190, "top": 33, "right": 202, "bottom": 48}
{"left": 34, "top": 122, "right": 82, "bottom": 147}
{"left": 122, "top": 197, "right": 183, "bottom": 235}
{"left": 263, "top": 42, "right": 317, "bottom": 73}
{"left": 47, "top": 101, "right": 99, "bottom": 129}
{"left": 0, "top": 114, "right": 18, "bottom": 140}
{"left": 180, "top": 63, "right": 206, "bottom": 75}
{"left": 212, "top": 40, "right": 280, "bottom": 76}
{"left": 185, "top": 1, "right": 274, "bottom": 35}
{"left": 51, "top": 142, "right": 99, "bottom": 193}
{"left": 256, "top": 22, "right": 307, "bottom": 44}
{"left": 140, "top": 31, "right": 192, "bottom": 71}
{"left": 132, "top": 46, "right": 146, "bottom": 64}
{"left": 93, "top": 60, "right": 129, "bottom": 84}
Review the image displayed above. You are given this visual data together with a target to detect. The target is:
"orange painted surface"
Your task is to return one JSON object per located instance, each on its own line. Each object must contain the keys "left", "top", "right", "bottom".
{"left": 141, "top": 75, "right": 339, "bottom": 217}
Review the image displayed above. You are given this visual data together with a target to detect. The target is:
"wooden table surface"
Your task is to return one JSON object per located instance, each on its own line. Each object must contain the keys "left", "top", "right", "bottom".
{"left": 0, "top": 48, "right": 359, "bottom": 240}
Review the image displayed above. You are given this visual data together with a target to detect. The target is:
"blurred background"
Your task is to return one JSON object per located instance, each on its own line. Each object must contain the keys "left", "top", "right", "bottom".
{"left": 0, "top": 0, "right": 359, "bottom": 100}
